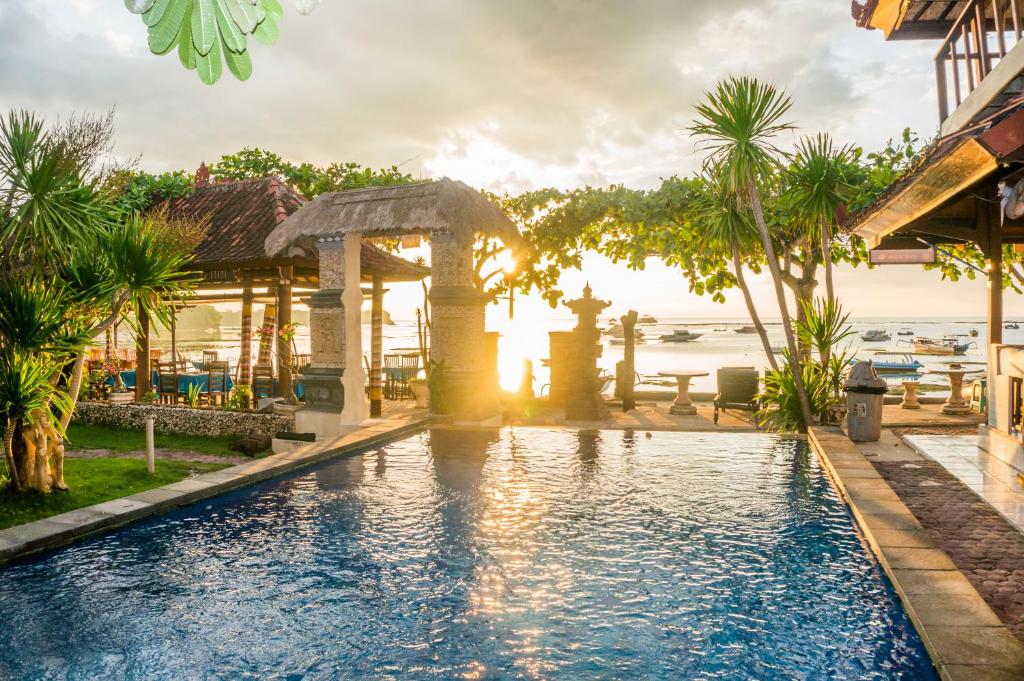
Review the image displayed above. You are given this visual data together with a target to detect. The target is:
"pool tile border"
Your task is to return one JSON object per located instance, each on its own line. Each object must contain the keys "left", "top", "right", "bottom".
{"left": 0, "top": 417, "right": 429, "bottom": 565}
{"left": 809, "top": 427, "right": 1024, "bottom": 681}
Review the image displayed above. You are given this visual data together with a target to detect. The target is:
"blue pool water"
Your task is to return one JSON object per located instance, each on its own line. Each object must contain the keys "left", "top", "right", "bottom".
{"left": 0, "top": 429, "right": 936, "bottom": 680}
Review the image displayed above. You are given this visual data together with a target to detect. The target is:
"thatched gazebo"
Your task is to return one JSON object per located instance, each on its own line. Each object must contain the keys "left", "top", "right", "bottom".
{"left": 265, "top": 178, "right": 524, "bottom": 430}
{"left": 134, "top": 171, "right": 429, "bottom": 406}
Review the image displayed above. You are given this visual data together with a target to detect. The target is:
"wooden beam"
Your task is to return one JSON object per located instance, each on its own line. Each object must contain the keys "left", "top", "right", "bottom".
{"left": 370, "top": 276, "right": 384, "bottom": 418}
{"left": 277, "top": 266, "right": 293, "bottom": 401}
{"left": 988, "top": 200, "right": 1004, "bottom": 346}
{"left": 239, "top": 284, "right": 253, "bottom": 388}
{"left": 135, "top": 307, "right": 151, "bottom": 400}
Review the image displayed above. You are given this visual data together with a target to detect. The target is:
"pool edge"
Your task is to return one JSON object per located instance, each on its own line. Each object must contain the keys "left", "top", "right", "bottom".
{"left": 809, "top": 426, "right": 1024, "bottom": 681}
{"left": 0, "top": 417, "right": 431, "bottom": 566}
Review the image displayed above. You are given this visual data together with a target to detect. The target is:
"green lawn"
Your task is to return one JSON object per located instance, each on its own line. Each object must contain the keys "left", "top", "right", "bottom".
{"left": 0, "top": 457, "right": 229, "bottom": 530}
{"left": 65, "top": 423, "right": 238, "bottom": 457}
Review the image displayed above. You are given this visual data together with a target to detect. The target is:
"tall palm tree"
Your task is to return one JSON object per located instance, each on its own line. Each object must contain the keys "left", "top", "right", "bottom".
{"left": 690, "top": 76, "right": 813, "bottom": 430}
{"left": 785, "top": 133, "right": 855, "bottom": 303}
{"left": 689, "top": 174, "right": 779, "bottom": 372}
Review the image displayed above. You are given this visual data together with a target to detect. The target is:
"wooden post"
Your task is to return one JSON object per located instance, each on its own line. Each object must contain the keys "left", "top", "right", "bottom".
{"left": 621, "top": 310, "right": 638, "bottom": 412}
{"left": 239, "top": 283, "right": 254, "bottom": 387}
{"left": 277, "top": 265, "right": 293, "bottom": 400}
{"left": 988, "top": 201, "right": 1003, "bottom": 347}
{"left": 170, "top": 305, "right": 177, "bottom": 367}
{"left": 135, "top": 307, "right": 151, "bottom": 401}
{"left": 370, "top": 275, "right": 384, "bottom": 417}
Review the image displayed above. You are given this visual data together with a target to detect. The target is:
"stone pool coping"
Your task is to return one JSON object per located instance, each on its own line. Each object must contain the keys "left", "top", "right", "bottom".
{"left": 809, "top": 426, "right": 1024, "bottom": 681}
{"left": 0, "top": 416, "right": 429, "bottom": 566}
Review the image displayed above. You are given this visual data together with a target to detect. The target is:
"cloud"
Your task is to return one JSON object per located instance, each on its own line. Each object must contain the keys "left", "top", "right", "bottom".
{"left": 0, "top": 0, "right": 936, "bottom": 193}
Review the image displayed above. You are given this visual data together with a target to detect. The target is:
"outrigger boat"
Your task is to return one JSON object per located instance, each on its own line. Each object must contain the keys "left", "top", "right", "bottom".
{"left": 659, "top": 328, "right": 702, "bottom": 343}
{"left": 1007, "top": 322, "right": 1020, "bottom": 330}
{"left": 863, "top": 351, "right": 924, "bottom": 374}
{"left": 861, "top": 329, "right": 891, "bottom": 342}
{"left": 900, "top": 335, "right": 976, "bottom": 355}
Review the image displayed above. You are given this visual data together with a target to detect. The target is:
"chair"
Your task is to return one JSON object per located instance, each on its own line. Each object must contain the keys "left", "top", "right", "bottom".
{"left": 384, "top": 353, "right": 420, "bottom": 400}
{"left": 713, "top": 367, "right": 760, "bottom": 424}
{"left": 202, "top": 350, "right": 219, "bottom": 369}
{"left": 970, "top": 377, "right": 988, "bottom": 414}
{"left": 252, "top": 364, "right": 275, "bottom": 401}
{"left": 294, "top": 353, "right": 311, "bottom": 371}
{"left": 203, "top": 360, "right": 230, "bottom": 407}
{"left": 157, "top": 362, "right": 183, "bottom": 405}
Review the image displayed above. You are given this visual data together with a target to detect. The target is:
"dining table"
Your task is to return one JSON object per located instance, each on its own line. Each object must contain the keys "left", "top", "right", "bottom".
{"left": 109, "top": 369, "right": 236, "bottom": 394}
{"left": 658, "top": 370, "right": 710, "bottom": 416}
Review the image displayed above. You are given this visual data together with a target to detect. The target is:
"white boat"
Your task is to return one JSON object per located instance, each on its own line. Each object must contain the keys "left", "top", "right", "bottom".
{"left": 659, "top": 329, "right": 702, "bottom": 343}
{"left": 734, "top": 325, "right": 757, "bottom": 334}
{"left": 906, "top": 335, "right": 975, "bottom": 355}
{"left": 604, "top": 322, "right": 644, "bottom": 340}
{"left": 861, "top": 329, "right": 891, "bottom": 342}
{"left": 897, "top": 328, "right": 914, "bottom": 336}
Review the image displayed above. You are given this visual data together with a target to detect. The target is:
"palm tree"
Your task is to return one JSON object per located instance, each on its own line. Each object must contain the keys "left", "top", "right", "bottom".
{"left": 0, "top": 110, "right": 197, "bottom": 492}
{"left": 689, "top": 174, "right": 779, "bottom": 372}
{"left": 785, "top": 133, "right": 855, "bottom": 303}
{"left": 690, "top": 76, "right": 813, "bottom": 430}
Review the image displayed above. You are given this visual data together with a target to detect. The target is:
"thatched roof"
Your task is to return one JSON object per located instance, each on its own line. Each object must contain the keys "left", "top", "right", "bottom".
{"left": 158, "top": 176, "right": 429, "bottom": 282}
{"left": 264, "top": 178, "right": 524, "bottom": 257}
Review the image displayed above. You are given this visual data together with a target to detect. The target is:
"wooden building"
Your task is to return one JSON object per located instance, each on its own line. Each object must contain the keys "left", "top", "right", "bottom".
{"left": 849, "top": 0, "right": 1024, "bottom": 471}
{"left": 135, "top": 170, "right": 429, "bottom": 416}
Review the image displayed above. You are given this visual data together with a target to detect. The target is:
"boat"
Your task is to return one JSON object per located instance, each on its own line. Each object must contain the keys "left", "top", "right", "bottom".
{"left": 866, "top": 352, "right": 924, "bottom": 374}
{"left": 861, "top": 329, "right": 891, "bottom": 342}
{"left": 734, "top": 325, "right": 758, "bottom": 334}
{"left": 604, "top": 322, "right": 644, "bottom": 341}
{"left": 904, "top": 335, "right": 976, "bottom": 355}
{"left": 638, "top": 314, "right": 658, "bottom": 324}
{"left": 1007, "top": 322, "right": 1020, "bottom": 330}
{"left": 897, "top": 328, "right": 914, "bottom": 336}
{"left": 713, "top": 327, "right": 728, "bottom": 332}
{"left": 969, "top": 328, "right": 979, "bottom": 337}
{"left": 659, "top": 328, "right": 703, "bottom": 343}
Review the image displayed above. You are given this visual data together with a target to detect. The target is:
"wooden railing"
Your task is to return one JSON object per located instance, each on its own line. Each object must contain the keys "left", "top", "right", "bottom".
{"left": 935, "top": 0, "right": 1024, "bottom": 124}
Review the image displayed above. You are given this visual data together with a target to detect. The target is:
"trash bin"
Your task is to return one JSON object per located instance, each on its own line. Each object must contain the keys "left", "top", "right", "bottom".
{"left": 845, "top": 360, "right": 888, "bottom": 443}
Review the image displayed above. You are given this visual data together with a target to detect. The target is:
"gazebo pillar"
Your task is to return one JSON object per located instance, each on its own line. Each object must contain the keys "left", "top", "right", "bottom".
{"left": 297, "top": 233, "right": 366, "bottom": 438}
{"left": 277, "top": 265, "right": 293, "bottom": 400}
{"left": 370, "top": 275, "right": 384, "bottom": 417}
{"left": 135, "top": 307, "right": 151, "bottom": 400}
{"left": 429, "top": 232, "right": 498, "bottom": 420}
{"left": 239, "top": 283, "right": 254, "bottom": 388}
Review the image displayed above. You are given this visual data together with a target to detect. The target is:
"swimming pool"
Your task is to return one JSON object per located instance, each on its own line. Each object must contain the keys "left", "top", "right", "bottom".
{"left": 0, "top": 429, "right": 935, "bottom": 679}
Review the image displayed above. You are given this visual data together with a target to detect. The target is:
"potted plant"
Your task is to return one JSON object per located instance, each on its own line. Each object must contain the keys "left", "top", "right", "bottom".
{"left": 273, "top": 322, "right": 303, "bottom": 416}
{"left": 104, "top": 356, "right": 133, "bottom": 403}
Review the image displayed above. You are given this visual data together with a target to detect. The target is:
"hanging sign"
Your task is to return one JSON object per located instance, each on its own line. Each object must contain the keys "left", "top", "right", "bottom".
{"left": 869, "top": 247, "right": 937, "bottom": 265}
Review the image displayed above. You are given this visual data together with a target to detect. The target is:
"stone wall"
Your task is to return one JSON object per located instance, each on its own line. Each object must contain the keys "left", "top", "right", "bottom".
{"left": 73, "top": 402, "right": 294, "bottom": 439}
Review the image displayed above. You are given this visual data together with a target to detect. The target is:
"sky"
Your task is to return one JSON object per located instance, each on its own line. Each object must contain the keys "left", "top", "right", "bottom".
{"left": 0, "top": 0, "right": 1011, "bottom": 321}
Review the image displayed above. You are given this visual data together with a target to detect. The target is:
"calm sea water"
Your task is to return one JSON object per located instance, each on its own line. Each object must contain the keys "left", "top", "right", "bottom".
{"left": 132, "top": 316, "right": 997, "bottom": 395}
{"left": 0, "top": 429, "right": 936, "bottom": 679}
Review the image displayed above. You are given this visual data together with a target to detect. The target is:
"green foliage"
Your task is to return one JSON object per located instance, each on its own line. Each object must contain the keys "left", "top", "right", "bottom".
{"left": 186, "top": 383, "right": 203, "bottom": 408}
{"left": 225, "top": 385, "right": 251, "bottom": 411}
{"left": 210, "top": 147, "right": 418, "bottom": 199}
{"left": 758, "top": 298, "right": 855, "bottom": 432}
{"left": 427, "top": 360, "right": 451, "bottom": 415}
{"left": 105, "top": 169, "right": 194, "bottom": 215}
{"left": 126, "top": 0, "right": 285, "bottom": 85}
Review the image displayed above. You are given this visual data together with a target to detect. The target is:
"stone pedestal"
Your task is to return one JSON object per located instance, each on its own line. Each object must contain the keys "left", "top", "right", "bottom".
{"left": 901, "top": 381, "right": 921, "bottom": 409}
{"left": 548, "top": 332, "right": 572, "bottom": 407}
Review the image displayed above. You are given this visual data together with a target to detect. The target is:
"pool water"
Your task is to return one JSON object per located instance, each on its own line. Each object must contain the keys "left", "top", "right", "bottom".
{"left": 0, "top": 429, "right": 936, "bottom": 680}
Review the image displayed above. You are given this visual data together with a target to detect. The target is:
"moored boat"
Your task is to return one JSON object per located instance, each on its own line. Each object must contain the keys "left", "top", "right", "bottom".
{"left": 865, "top": 352, "right": 924, "bottom": 374}
{"left": 905, "top": 335, "right": 975, "bottom": 355}
{"left": 861, "top": 329, "right": 891, "bottom": 342}
{"left": 897, "top": 328, "right": 914, "bottom": 336}
{"left": 659, "top": 328, "right": 703, "bottom": 343}
{"left": 734, "top": 325, "right": 757, "bottom": 334}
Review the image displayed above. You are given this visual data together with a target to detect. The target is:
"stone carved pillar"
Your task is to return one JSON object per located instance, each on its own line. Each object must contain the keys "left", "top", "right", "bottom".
{"left": 564, "top": 284, "right": 610, "bottom": 421}
{"left": 429, "top": 233, "right": 497, "bottom": 420}
{"left": 296, "top": 235, "right": 348, "bottom": 438}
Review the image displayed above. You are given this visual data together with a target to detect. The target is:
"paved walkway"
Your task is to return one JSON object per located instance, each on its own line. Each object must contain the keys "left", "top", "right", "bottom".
{"left": 903, "top": 435, "right": 1024, "bottom": 536}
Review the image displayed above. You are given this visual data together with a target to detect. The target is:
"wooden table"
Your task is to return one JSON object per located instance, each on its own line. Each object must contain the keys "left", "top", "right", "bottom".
{"left": 927, "top": 366, "right": 983, "bottom": 416}
{"left": 658, "top": 370, "right": 709, "bottom": 415}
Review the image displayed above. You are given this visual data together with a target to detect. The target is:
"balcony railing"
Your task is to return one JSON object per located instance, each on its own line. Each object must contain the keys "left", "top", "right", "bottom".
{"left": 935, "top": 0, "right": 1024, "bottom": 128}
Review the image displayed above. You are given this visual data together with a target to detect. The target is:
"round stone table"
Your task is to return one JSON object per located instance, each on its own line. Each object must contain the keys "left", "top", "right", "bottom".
{"left": 927, "top": 366, "right": 983, "bottom": 415}
{"left": 659, "top": 371, "right": 709, "bottom": 415}
{"left": 900, "top": 381, "right": 921, "bottom": 410}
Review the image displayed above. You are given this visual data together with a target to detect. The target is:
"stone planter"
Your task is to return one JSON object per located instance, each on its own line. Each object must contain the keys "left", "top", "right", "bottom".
{"left": 409, "top": 381, "right": 429, "bottom": 409}
{"left": 273, "top": 402, "right": 302, "bottom": 418}
{"left": 108, "top": 392, "right": 134, "bottom": 404}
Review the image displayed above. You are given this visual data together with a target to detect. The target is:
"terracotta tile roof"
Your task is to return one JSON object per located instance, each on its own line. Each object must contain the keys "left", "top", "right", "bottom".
{"left": 162, "top": 176, "right": 302, "bottom": 266}
{"left": 158, "top": 176, "right": 429, "bottom": 281}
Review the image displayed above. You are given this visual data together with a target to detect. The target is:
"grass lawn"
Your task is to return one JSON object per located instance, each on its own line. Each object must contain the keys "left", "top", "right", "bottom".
{"left": 66, "top": 423, "right": 238, "bottom": 457}
{"left": 0, "top": 457, "right": 229, "bottom": 530}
